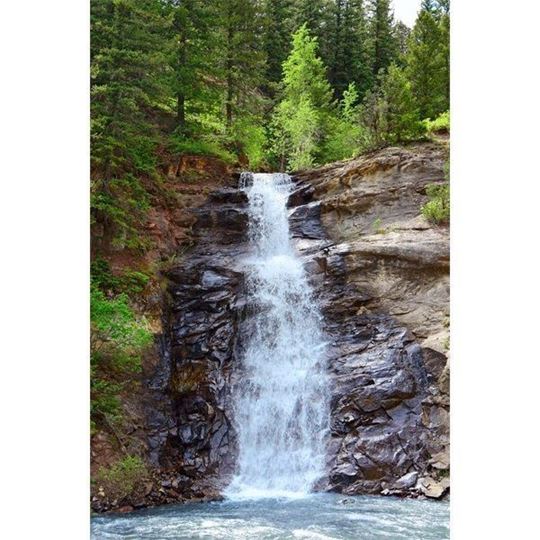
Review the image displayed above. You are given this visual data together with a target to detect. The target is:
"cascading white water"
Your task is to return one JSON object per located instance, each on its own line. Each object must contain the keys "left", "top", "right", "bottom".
{"left": 226, "top": 172, "right": 329, "bottom": 499}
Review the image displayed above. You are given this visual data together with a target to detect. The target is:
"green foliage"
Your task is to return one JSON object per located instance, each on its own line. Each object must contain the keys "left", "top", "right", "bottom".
{"left": 91, "top": 259, "right": 151, "bottom": 296}
{"left": 422, "top": 182, "right": 450, "bottom": 224}
{"left": 231, "top": 118, "right": 267, "bottom": 169}
{"left": 262, "top": 0, "right": 295, "bottom": 88}
{"left": 322, "top": 83, "right": 370, "bottom": 162}
{"left": 327, "top": 0, "right": 373, "bottom": 99}
{"left": 424, "top": 110, "right": 450, "bottom": 134}
{"left": 371, "top": 216, "right": 387, "bottom": 234}
{"left": 91, "top": 286, "right": 152, "bottom": 353}
{"left": 91, "top": 0, "right": 167, "bottom": 178}
{"left": 90, "top": 285, "right": 152, "bottom": 425}
{"left": 167, "top": 135, "right": 236, "bottom": 164}
{"left": 379, "top": 63, "right": 425, "bottom": 143}
{"left": 120, "top": 271, "right": 150, "bottom": 295}
{"left": 368, "top": 0, "right": 399, "bottom": 76}
{"left": 95, "top": 456, "right": 148, "bottom": 502}
{"left": 405, "top": 4, "right": 449, "bottom": 119}
{"left": 165, "top": 0, "right": 220, "bottom": 134}
{"left": 91, "top": 258, "right": 120, "bottom": 292}
{"left": 90, "top": 373, "right": 122, "bottom": 420}
{"left": 357, "top": 64, "right": 425, "bottom": 147}
{"left": 272, "top": 25, "right": 334, "bottom": 170}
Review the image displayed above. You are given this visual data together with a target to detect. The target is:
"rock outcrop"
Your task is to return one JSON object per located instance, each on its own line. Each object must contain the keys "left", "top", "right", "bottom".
{"left": 292, "top": 142, "right": 449, "bottom": 498}
{"left": 121, "top": 141, "right": 449, "bottom": 508}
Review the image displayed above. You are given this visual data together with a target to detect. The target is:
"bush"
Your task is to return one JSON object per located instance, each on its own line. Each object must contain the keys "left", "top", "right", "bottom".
{"left": 95, "top": 456, "right": 148, "bottom": 502}
{"left": 422, "top": 183, "right": 450, "bottom": 224}
{"left": 424, "top": 110, "right": 450, "bottom": 134}
{"left": 91, "top": 261, "right": 151, "bottom": 296}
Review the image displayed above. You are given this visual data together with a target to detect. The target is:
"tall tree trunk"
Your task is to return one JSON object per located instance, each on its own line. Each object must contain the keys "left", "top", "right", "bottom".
{"left": 177, "top": 93, "right": 186, "bottom": 131}
{"left": 225, "top": 21, "right": 234, "bottom": 127}
{"left": 177, "top": 32, "right": 187, "bottom": 132}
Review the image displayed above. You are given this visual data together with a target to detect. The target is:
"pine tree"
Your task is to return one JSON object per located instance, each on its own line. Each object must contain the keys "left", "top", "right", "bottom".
{"left": 218, "top": 0, "right": 266, "bottom": 129}
{"left": 272, "top": 24, "right": 334, "bottom": 170}
{"left": 405, "top": 2, "right": 449, "bottom": 119}
{"left": 368, "top": 0, "right": 398, "bottom": 77}
{"left": 91, "top": 0, "right": 168, "bottom": 179}
{"left": 379, "top": 63, "right": 424, "bottom": 142}
{"left": 91, "top": 0, "right": 169, "bottom": 246}
{"left": 291, "top": 0, "right": 333, "bottom": 72}
{"left": 262, "top": 0, "right": 294, "bottom": 88}
{"left": 166, "top": 0, "right": 219, "bottom": 134}
{"left": 393, "top": 20, "right": 411, "bottom": 59}
{"left": 327, "top": 0, "right": 372, "bottom": 99}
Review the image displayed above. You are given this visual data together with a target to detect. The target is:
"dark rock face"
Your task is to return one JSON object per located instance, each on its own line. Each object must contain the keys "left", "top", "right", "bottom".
{"left": 146, "top": 185, "right": 250, "bottom": 497}
{"left": 148, "top": 142, "right": 449, "bottom": 502}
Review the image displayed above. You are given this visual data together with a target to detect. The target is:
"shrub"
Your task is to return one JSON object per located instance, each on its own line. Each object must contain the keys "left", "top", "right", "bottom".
{"left": 95, "top": 456, "right": 148, "bottom": 502}
{"left": 119, "top": 270, "right": 150, "bottom": 295}
{"left": 424, "top": 110, "right": 450, "bottom": 134}
{"left": 91, "top": 258, "right": 120, "bottom": 292}
{"left": 422, "top": 183, "right": 450, "bottom": 224}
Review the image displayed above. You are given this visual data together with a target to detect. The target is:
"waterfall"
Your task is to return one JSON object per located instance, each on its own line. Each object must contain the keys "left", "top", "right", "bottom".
{"left": 226, "top": 172, "right": 329, "bottom": 499}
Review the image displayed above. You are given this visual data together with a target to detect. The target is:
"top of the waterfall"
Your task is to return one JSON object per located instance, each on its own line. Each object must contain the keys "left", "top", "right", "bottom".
{"left": 239, "top": 172, "right": 292, "bottom": 191}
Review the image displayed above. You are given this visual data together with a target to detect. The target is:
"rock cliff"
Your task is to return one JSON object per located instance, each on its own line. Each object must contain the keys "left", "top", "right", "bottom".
{"left": 92, "top": 141, "right": 450, "bottom": 511}
{"left": 293, "top": 142, "right": 449, "bottom": 498}
{"left": 150, "top": 141, "right": 449, "bottom": 501}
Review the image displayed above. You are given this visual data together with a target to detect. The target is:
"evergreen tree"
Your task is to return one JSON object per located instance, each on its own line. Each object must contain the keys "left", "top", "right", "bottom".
{"left": 91, "top": 0, "right": 167, "bottom": 179}
{"left": 379, "top": 63, "right": 424, "bottom": 142}
{"left": 327, "top": 0, "right": 372, "bottom": 99}
{"left": 393, "top": 20, "right": 411, "bottom": 59}
{"left": 368, "top": 0, "right": 398, "bottom": 77}
{"left": 218, "top": 0, "right": 266, "bottom": 128}
{"left": 272, "top": 24, "right": 334, "bottom": 170}
{"left": 291, "top": 0, "right": 333, "bottom": 72}
{"left": 165, "top": 0, "right": 219, "bottom": 134}
{"left": 90, "top": 0, "right": 168, "bottom": 245}
{"left": 405, "top": 3, "right": 449, "bottom": 119}
{"left": 262, "top": 0, "right": 294, "bottom": 88}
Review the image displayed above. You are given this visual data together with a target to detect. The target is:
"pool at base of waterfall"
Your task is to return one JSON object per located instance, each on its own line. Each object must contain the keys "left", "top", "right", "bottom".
{"left": 91, "top": 493, "right": 449, "bottom": 539}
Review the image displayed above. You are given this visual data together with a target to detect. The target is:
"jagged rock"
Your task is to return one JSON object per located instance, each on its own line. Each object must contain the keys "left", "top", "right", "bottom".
{"left": 138, "top": 141, "right": 450, "bottom": 509}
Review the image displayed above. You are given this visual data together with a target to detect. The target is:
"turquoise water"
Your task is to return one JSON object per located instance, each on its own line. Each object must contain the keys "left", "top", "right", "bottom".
{"left": 91, "top": 493, "right": 449, "bottom": 539}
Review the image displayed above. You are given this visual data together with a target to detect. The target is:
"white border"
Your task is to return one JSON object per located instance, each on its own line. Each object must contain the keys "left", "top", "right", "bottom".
{"left": 2, "top": 0, "right": 540, "bottom": 537}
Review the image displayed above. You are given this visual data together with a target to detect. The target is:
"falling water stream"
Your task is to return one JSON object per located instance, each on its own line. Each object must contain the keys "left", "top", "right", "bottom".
{"left": 226, "top": 172, "right": 329, "bottom": 499}
{"left": 91, "top": 173, "right": 449, "bottom": 539}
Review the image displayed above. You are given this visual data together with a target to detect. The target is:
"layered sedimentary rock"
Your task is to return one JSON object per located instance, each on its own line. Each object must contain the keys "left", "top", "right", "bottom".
{"left": 292, "top": 142, "right": 449, "bottom": 498}
{"left": 150, "top": 141, "right": 449, "bottom": 501}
